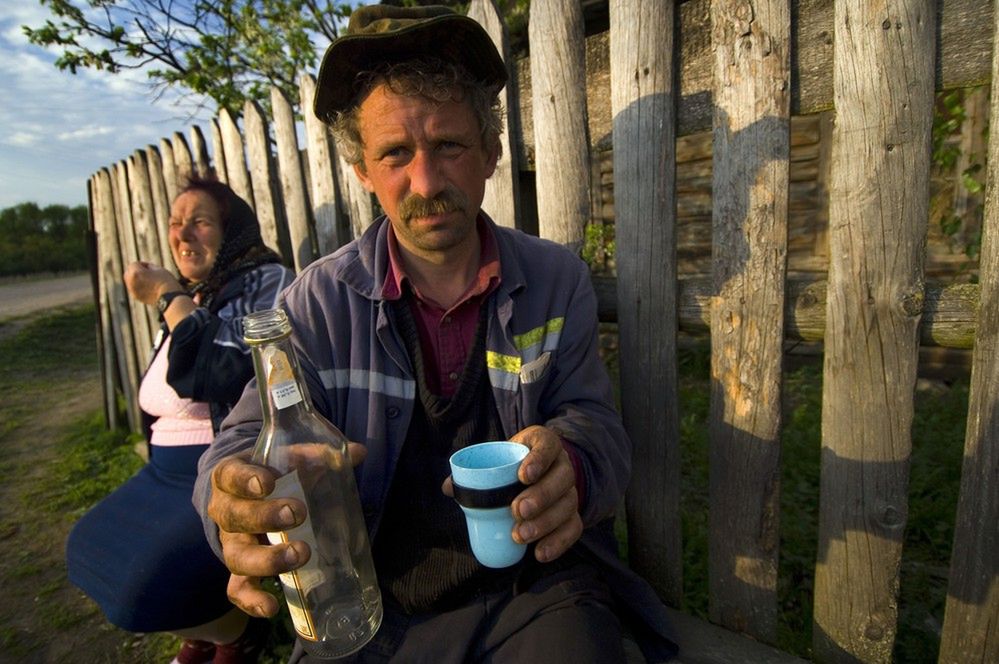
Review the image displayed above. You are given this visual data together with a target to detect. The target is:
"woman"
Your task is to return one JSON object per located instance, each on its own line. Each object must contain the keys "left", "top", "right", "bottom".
{"left": 67, "top": 175, "right": 293, "bottom": 664}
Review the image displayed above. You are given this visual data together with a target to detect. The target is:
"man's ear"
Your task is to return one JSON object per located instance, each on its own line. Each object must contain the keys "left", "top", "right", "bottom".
{"left": 353, "top": 162, "right": 375, "bottom": 192}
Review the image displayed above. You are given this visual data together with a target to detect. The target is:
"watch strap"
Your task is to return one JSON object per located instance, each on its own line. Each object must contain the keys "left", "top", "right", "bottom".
{"left": 156, "top": 290, "right": 187, "bottom": 320}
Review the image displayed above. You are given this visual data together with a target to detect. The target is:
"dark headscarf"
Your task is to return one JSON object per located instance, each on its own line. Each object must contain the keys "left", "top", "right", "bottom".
{"left": 177, "top": 178, "right": 284, "bottom": 309}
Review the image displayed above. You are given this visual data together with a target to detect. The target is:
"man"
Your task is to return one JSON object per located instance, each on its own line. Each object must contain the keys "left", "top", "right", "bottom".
{"left": 194, "top": 5, "right": 676, "bottom": 662}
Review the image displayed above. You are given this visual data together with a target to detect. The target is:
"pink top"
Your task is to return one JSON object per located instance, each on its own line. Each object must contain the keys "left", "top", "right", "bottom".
{"left": 137, "top": 334, "right": 214, "bottom": 447}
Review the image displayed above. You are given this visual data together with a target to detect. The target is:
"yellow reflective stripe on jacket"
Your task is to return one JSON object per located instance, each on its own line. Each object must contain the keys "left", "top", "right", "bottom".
{"left": 486, "top": 317, "right": 565, "bottom": 384}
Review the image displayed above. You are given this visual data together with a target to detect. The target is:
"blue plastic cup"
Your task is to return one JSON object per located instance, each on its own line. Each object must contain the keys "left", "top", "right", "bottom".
{"left": 449, "top": 441, "right": 530, "bottom": 568}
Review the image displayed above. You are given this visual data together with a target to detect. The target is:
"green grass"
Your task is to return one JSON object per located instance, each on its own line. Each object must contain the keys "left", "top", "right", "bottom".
{"left": 665, "top": 342, "right": 967, "bottom": 661}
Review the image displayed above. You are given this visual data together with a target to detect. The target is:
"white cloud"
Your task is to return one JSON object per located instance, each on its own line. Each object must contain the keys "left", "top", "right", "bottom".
{"left": 56, "top": 125, "right": 115, "bottom": 141}
{"left": 6, "top": 132, "right": 38, "bottom": 147}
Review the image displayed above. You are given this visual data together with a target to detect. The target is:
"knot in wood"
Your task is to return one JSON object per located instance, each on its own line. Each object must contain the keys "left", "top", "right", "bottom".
{"left": 882, "top": 19, "right": 892, "bottom": 30}
{"left": 900, "top": 290, "right": 924, "bottom": 317}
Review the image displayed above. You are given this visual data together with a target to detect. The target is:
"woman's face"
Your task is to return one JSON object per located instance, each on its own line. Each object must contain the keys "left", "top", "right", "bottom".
{"left": 168, "top": 190, "right": 224, "bottom": 283}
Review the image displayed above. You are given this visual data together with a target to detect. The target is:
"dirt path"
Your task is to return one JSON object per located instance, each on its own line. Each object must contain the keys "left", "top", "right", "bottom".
{"left": 0, "top": 273, "right": 93, "bottom": 322}
{"left": 0, "top": 296, "right": 175, "bottom": 663}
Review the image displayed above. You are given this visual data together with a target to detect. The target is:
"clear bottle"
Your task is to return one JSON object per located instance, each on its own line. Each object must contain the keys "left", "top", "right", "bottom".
{"left": 243, "top": 308, "right": 382, "bottom": 659}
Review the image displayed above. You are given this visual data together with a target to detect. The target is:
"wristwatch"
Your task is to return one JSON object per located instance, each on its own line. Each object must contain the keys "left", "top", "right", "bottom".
{"left": 156, "top": 290, "right": 187, "bottom": 320}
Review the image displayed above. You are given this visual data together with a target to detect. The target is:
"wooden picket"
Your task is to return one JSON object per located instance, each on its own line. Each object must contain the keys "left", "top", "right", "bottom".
{"left": 85, "top": 1, "right": 998, "bottom": 661}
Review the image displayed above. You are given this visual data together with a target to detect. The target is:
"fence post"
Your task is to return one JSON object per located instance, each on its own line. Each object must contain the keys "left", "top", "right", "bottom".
{"left": 210, "top": 119, "right": 229, "bottom": 184}
{"left": 609, "top": 0, "right": 682, "bottom": 607}
{"left": 528, "top": 0, "right": 590, "bottom": 249}
{"left": 172, "top": 132, "right": 194, "bottom": 183}
{"left": 189, "top": 125, "right": 211, "bottom": 177}
{"left": 707, "top": 0, "right": 791, "bottom": 643}
{"left": 95, "top": 168, "right": 141, "bottom": 431}
{"left": 939, "top": 7, "right": 999, "bottom": 659}
{"left": 270, "top": 86, "right": 311, "bottom": 266}
{"left": 813, "top": 1, "right": 935, "bottom": 661}
{"left": 243, "top": 99, "right": 284, "bottom": 260}
{"left": 145, "top": 145, "right": 174, "bottom": 267}
{"left": 467, "top": 0, "right": 521, "bottom": 230}
{"left": 219, "top": 108, "right": 255, "bottom": 209}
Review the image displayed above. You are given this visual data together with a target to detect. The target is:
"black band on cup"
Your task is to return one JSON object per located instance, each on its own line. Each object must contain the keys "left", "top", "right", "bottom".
{"left": 453, "top": 481, "right": 526, "bottom": 509}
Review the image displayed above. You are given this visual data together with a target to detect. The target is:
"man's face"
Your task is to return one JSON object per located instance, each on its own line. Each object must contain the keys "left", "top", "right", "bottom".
{"left": 352, "top": 84, "right": 498, "bottom": 262}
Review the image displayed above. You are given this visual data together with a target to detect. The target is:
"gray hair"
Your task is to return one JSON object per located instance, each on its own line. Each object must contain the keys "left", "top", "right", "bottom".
{"left": 329, "top": 57, "right": 504, "bottom": 166}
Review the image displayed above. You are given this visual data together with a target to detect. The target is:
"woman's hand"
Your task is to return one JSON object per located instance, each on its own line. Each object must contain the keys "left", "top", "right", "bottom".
{"left": 124, "top": 261, "right": 183, "bottom": 305}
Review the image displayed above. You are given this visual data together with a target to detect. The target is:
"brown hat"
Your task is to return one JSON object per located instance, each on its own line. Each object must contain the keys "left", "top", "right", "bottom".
{"left": 313, "top": 4, "right": 508, "bottom": 122}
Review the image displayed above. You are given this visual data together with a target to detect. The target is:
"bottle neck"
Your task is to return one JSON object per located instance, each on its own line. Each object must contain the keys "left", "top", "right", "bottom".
{"left": 250, "top": 333, "right": 314, "bottom": 427}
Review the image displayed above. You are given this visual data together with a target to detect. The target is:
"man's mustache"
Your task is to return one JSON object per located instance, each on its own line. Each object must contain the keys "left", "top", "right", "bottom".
{"left": 399, "top": 187, "right": 470, "bottom": 222}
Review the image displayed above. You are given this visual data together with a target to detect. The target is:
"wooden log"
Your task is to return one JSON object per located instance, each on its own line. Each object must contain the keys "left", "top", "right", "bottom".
{"left": 707, "top": 0, "right": 790, "bottom": 643}
{"left": 145, "top": 145, "right": 174, "bottom": 270}
{"left": 190, "top": 125, "right": 211, "bottom": 178}
{"left": 938, "top": 8, "right": 999, "bottom": 659}
{"left": 609, "top": 0, "right": 681, "bottom": 606}
{"left": 271, "top": 85, "right": 313, "bottom": 266}
{"left": 591, "top": 276, "right": 978, "bottom": 350}
{"left": 171, "top": 132, "right": 194, "bottom": 184}
{"left": 90, "top": 175, "right": 125, "bottom": 429}
{"left": 210, "top": 119, "right": 229, "bottom": 184}
{"left": 468, "top": 0, "right": 522, "bottom": 229}
{"left": 110, "top": 161, "right": 153, "bottom": 374}
{"left": 529, "top": 0, "right": 591, "bottom": 249}
{"left": 159, "top": 138, "right": 178, "bottom": 203}
{"left": 299, "top": 74, "right": 352, "bottom": 252}
{"left": 243, "top": 99, "right": 283, "bottom": 259}
{"left": 512, "top": 0, "right": 991, "bottom": 165}
{"left": 813, "top": 2, "right": 935, "bottom": 661}
{"left": 126, "top": 152, "right": 163, "bottom": 267}
{"left": 219, "top": 108, "right": 255, "bottom": 208}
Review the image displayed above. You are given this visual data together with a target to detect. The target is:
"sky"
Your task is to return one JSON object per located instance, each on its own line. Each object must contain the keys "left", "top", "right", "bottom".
{"left": 0, "top": 2, "right": 219, "bottom": 210}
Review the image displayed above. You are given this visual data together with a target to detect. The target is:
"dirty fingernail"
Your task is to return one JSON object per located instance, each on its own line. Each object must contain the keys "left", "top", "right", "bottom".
{"left": 518, "top": 523, "right": 536, "bottom": 541}
{"left": 279, "top": 505, "right": 296, "bottom": 526}
{"left": 284, "top": 546, "right": 300, "bottom": 566}
{"left": 518, "top": 499, "right": 536, "bottom": 519}
{"left": 249, "top": 476, "right": 263, "bottom": 496}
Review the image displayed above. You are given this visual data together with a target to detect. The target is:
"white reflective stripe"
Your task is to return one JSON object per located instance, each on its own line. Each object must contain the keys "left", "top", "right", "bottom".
{"left": 517, "top": 330, "right": 561, "bottom": 364}
{"left": 318, "top": 368, "right": 415, "bottom": 400}
{"left": 488, "top": 367, "right": 519, "bottom": 392}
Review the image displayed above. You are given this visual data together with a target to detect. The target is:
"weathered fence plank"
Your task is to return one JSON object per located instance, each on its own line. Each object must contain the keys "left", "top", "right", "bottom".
{"left": 219, "top": 108, "right": 255, "bottom": 208}
{"left": 112, "top": 161, "right": 154, "bottom": 365}
{"left": 300, "top": 74, "right": 356, "bottom": 249}
{"left": 190, "top": 125, "right": 211, "bottom": 177}
{"left": 707, "top": 0, "right": 790, "bottom": 642}
{"left": 270, "top": 86, "right": 310, "bottom": 265}
{"left": 145, "top": 146, "right": 173, "bottom": 269}
{"left": 159, "top": 138, "right": 178, "bottom": 203}
{"left": 468, "top": 0, "right": 521, "bottom": 230}
{"left": 813, "top": 1, "right": 935, "bottom": 661}
{"left": 938, "top": 8, "right": 999, "bottom": 659}
{"left": 171, "top": 132, "right": 194, "bottom": 184}
{"left": 243, "top": 99, "right": 283, "bottom": 258}
{"left": 210, "top": 119, "right": 228, "bottom": 184}
{"left": 529, "top": 0, "right": 590, "bottom": 248}
{"left": 609, "top": 0, "right": 681, "bottom": 606}
{"left": 96, "top": 168, "right": 141, "bottom": 431}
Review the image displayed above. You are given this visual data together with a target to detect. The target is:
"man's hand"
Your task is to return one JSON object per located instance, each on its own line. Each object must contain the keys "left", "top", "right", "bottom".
{"left": 507, "top": 425, "right": 583, "bottom": 563}
{"left": 442, "top": 426, "right": 583, "bottom": 564}
{"left": 207, "top": 445, "right": 367, "bottom": 617}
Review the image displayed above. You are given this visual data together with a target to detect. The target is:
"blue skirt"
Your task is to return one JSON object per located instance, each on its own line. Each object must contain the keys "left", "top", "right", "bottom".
{"left": 66, "top": 444, "right": 233, "bottom": 632}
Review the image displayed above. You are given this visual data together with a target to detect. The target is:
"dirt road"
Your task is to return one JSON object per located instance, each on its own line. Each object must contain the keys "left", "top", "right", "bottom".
{"left": 0, "top": 273, "right": 94, "bottom": 321}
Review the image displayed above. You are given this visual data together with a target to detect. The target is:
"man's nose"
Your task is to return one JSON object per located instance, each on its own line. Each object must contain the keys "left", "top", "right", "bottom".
{"left": 406, "top": 151, "right": 445, "bottom": 199}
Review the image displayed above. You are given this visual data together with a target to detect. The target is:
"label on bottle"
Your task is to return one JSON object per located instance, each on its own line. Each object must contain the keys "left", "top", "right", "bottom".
{"left": 265, "top": 349, "right": 304, "bottom": 410}
{"left": 267, "top": 469, "right": 324, "bottom": 641}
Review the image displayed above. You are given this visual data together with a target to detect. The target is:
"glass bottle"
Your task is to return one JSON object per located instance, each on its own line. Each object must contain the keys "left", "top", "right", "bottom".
{"left": 243, "top": 308, "right": 382, "bottom": 659}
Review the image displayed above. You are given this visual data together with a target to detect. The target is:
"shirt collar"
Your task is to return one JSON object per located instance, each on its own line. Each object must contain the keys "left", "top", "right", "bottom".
{"left": 381, "top": 214, "right": 502, "bottom": 306}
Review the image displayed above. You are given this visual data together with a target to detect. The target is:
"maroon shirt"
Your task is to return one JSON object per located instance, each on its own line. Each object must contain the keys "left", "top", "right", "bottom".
{"left": 381, "top": 216, "right": 587, "bottom": 508}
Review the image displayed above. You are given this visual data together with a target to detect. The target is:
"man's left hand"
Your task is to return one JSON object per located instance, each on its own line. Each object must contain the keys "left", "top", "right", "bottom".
{"left": 508, "top": 425, "right": 583, "bottom": 563}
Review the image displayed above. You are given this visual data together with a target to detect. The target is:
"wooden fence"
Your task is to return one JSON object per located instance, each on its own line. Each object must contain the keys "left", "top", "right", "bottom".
{"left": 87, "top": 1, "right": 997, "bottom": 662}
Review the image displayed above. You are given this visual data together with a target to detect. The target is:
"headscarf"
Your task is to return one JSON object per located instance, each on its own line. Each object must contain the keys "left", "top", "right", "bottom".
{"left": 178, "top": 184, "right": 284, "bottom": 309}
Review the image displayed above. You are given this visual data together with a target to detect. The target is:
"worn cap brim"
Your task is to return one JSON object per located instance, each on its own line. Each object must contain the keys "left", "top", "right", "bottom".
{"left": 313, "top": 13, "right": 508, "bottom": 123}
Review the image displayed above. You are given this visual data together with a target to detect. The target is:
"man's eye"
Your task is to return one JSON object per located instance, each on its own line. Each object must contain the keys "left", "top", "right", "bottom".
{"left": 439, "top": 141, "right": 464, "bottom": 156}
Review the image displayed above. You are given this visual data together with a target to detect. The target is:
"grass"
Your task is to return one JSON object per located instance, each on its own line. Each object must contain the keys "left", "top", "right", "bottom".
{"left": 664, "top": 341, "right": 967, "bottom": 662}
{"left": 0, "top": 305, "right": 298, "bottom": 662}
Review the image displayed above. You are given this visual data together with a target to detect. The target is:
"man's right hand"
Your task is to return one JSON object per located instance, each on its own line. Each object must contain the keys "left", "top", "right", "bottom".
{"left": 206, "top": 445, "right": 367, "bottom": 617}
